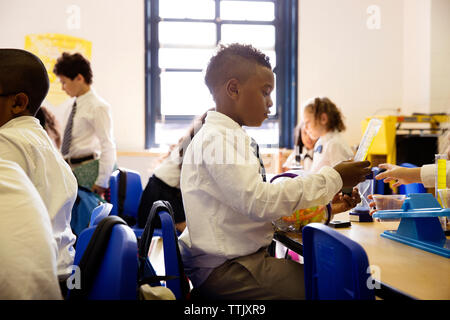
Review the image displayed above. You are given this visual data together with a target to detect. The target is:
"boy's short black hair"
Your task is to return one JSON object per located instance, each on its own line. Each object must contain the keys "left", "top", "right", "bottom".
{"left": 0, "top": 49, "right": 49, "bottom": 115}
{"left": 53, "top": 52, "right": 93, "bottom": 84}
{"left": 205, "top": 43, "right": 272, "bottom": 95}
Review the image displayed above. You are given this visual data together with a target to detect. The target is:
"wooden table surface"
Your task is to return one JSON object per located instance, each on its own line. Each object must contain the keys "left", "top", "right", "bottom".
{"left": 279, "top": 212, "right": 450, "bottom": 300}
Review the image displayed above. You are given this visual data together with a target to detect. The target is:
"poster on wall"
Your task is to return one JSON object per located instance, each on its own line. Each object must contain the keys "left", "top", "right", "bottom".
{"left": 24, "top": 33, "right": 92, "bottom": 122}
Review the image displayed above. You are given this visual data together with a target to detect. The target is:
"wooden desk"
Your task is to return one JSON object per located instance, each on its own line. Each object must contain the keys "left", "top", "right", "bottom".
{"left": 274, "top": 212, "right": 450, "bottom": 300}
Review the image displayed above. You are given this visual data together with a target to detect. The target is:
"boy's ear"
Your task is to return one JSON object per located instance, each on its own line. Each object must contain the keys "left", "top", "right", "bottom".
{"left": 319, "top": 112, "right": 328, "bottom": 126}
{"left": 225, "top": 78, "right": 240, "bottom": 99}
{"left": 75, "top": 73, "right": 86, "bottom": 83}
{"left": 11, "top": 93, "right": 30, "bottom": 115}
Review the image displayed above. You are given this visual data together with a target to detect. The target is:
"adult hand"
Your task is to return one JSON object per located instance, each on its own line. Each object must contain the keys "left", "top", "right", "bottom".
{"left": 375, "top": 163, "right": 421, "bottom": 187}
{"left": 333, "top": 160, "right": 371, "bottom": 188}
{"left": 92, "top": 184, "right": 107, "bottom": 198}
{"left": 331, "top": 188, "right": 361, "bottom": 214}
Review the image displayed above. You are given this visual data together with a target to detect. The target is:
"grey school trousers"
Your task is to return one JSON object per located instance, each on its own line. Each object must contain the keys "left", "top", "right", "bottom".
{"left": 195, "top": 248, "right": 305, "bottom": 300}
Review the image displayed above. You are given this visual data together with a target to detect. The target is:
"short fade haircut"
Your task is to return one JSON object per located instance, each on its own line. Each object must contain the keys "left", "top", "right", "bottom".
{"left": 53, "top": 52, "right": 93, "bottom": 85}
{"left": 0, "top": 48, "right": 49, "bottom": 115}
{"left": 204, "top": 43, "right": 272, "bottom": 96}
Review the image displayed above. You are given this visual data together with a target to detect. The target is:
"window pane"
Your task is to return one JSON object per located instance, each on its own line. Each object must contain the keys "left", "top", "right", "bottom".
{"left": 155, "top": 122, "right": 193, "bottom": 146}
{"left": 159, "top": 0, "right": 215, "bottom": 19}
{"left": 159, "top": 22, "right": 216, "bottom": 47}
{"left": 220, "top": 1, "right": 274, "bottom": 21}
{"left": 159, "top": 48, "right": 215, "bottom": 69}
{"left": 160, "top": 71, "right": 214, "bottom": 115}
{"left": 270, "top": 72, "right": 277, "bottom": 116}
{"left": 265, "top": 49, "right": 276, "bottom": 71}
{"left": 221, "top": 24, "right": 275, "bottom": 50}
{"left": 245, "top": 121, "right": 279, "bottom": 146}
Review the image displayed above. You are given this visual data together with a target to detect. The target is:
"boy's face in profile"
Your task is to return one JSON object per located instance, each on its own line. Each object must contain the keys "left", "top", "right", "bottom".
{"left": 235, "top": 65, "right": 274, "bottom": 127}
{"left": 58, "top": 74, "right": 85, "bottom": 98}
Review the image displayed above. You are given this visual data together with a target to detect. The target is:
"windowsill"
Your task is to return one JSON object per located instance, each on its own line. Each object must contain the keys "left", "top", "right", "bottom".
{"left": 117, "top": 148, "right": 169, "bottom": 157}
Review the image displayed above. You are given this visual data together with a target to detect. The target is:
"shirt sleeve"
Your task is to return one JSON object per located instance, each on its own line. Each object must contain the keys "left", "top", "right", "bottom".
{"left": 0, "top": 160, "right": 62, "bottom": 300}
{"left": 420, "top": 161, "right": 450, "bottom": 188}
{"left": 201, "top": 133, "right": 343, "bottom": 222}
{"left": 93, "top": 104, "right": 116, "bottom": 188}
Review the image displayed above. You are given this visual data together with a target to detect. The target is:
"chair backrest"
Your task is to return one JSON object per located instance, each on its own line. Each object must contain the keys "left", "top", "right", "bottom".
{"left": 89, "top": 202, "right": 113, "bottom": 227}
{"left": 72, "top": 216, "right": 138, "bottom": 300}
{"left": 139, "top": 201, "right": 188, "bottom": 300}
{"left": 303, "top": 223, "right": 375, "bottom": 300}
{"left": 109, "top": 169, "right": 143, "bottom": 222}
{"left": 397, "top": 163, "right": 426, "bottom": 195}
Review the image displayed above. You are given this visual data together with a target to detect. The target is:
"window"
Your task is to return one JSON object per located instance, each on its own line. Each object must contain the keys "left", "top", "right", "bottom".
{"left": 145, "top": 0, "right": 298, "bottom": 148}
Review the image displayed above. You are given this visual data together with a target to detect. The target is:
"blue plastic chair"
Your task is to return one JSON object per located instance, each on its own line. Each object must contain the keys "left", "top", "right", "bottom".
{"left": 89, "top": 202, "right": 113, "bottom": 227}
{"left": 109, "top": 169, "right": 145, "bottom": 236}
{"left": 72, "top": 217, "right": 138, "bottom": 300}
{"left": 303, "top": 223, "right": 375, "bottom": 300}
{"left": 397, "top": 163, "right": 426, "bottom": 195}
{"left": 159, "top": 210, "right": 184, "bottom": 299}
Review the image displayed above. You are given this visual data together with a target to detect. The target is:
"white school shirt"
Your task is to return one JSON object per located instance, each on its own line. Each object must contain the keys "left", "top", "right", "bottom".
{"left": 421, "top": 161, "right": 450, "bottom": 188}
{"left": 0, "top": 116, "right": 77, "bottom": 279}
{"left": 0, "top": 160, "right": 62, "bottom": 300}
{"left": 63, "top": 88, "right": 116, "bottom": 188}
{"left": 153, "top": 147, "right": 182, "bottom": 188}
{"left": 179, "top": 111, "right": 343, "bottom": 287}
{"left": 309, "top": 130, "right": 354, "bottom": 173}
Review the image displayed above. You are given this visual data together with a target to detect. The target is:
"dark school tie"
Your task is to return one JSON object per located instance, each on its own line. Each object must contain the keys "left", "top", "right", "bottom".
{"left": 61, "top": 101, "right": 77, "bottom": 156}
{"left": 250, "top": 137, "right": 267, "bottom": 182}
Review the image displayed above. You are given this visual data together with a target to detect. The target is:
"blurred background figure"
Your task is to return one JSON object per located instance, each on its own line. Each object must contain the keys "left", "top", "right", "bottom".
{"left": 35, "top": 106, "right": 62, "bottom": 149}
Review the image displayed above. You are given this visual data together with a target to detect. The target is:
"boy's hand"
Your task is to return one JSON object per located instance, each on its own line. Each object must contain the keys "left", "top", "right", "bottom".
{"left": 375, "top": 163, "right": 422, "bottom": 187}
{"left": 333, "top": 160, "right": 371, "bottom": 188}
{"left": 92, "top": 184, "right": 107, "bottom": 198}
{"left": 367, "top": 194, "right": 379, "bottom": 220}
{"left": 331, "top": 188, "right": 361, "bottom": 214}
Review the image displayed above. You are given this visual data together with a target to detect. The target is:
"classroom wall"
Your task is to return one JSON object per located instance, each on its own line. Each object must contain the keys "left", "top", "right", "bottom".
{"left": 0, "top": 0, "right": 145, "bottom": 151}
{"left": 430, "top": 0, "right": 450, "bottom": 113}
{"left": 298, "top": 0, "right": 449, "bottom": 147}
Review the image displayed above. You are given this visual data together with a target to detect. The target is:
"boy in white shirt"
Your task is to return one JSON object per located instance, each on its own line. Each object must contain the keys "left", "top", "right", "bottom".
{"left": 0, "top": 49, "right": 78, "bottom": 292}
{"left": 179, "top": 43, "right": 371, "bottom": 299}
{"left": 0, "top": 159, "right": 62, "bottom": 300}
{"left": 53, "top": 52, "right": 116, "bottom": 198}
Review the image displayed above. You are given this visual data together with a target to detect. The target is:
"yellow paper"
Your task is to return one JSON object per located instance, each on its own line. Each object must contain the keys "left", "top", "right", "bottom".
{"left": 24, "top": 33, "right": 92, "bottom": 106}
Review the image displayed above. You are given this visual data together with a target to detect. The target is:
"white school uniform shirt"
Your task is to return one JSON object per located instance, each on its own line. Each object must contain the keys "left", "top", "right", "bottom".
{"left": 153, "top": 147, "right": 182, "bottom": 188}
{"left": 63, "top": 88, "right": 116, "bottom": 188}
{"left": 309, "top": 130, "right": 354, "bottom": 173}
{"left": 0, "top": 116, "right": 77, "bottom": 279}
{"left": 421, "top": 161, "right": 450, "bottom": 188}
{"left": 179, "top": 111, "right": 343, "bottom": 287}
{"left": 0, "top": 160, "right": 62, "bottom": 300}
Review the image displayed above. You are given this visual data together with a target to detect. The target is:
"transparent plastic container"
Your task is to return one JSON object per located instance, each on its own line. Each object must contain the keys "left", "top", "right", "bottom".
{"left": 372, "top": 194, "right": 406, "bottom": 210}
{"left": 271, "top": 170, "right": 331, "bottom": 233}
{"left": 273, "top": 205, "right": 330, "bottom": 233}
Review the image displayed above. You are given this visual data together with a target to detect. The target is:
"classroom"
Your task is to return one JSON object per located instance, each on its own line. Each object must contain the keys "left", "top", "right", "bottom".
{"left": 0, "top": 0, "right": 449, "bottom": 306}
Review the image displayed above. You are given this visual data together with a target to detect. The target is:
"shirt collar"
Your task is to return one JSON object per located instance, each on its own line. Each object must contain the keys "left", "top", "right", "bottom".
{"left": 75, "top": 88, "right": 94, "bottom": 104}
{"left": 316, "top": 130, "right": 339, "bottom": 145}
{"left": 1, "top": 116, "right": 40, "bottom": 130}
{"left": 205, "top": 111, "right": 243, "bottom": 131}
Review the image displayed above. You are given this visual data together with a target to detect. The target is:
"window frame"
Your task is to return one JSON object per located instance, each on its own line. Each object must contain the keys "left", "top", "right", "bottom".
{"left": 145, "top": 0, "right": 298, "bottom": 148}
